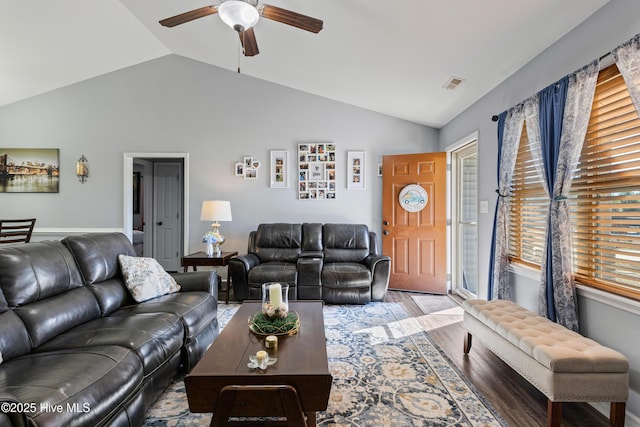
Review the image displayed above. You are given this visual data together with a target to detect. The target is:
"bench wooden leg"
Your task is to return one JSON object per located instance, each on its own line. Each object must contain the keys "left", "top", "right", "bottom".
{"left": 547, "top": 400, "right": 561, "bottom": 427}
{"left": 463, "top": 332, "right": 472, "bottom": 354}
{"left": 610, "top": 401, "right": 626, "bottom": 427}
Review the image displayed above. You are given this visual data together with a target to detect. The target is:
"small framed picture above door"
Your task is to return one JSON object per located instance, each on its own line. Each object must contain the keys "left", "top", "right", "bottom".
{"left": 347, "top": 151, "right": 365, "bottom": 189}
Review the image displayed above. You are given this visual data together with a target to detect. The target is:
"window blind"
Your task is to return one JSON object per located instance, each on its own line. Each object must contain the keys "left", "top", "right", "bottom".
{"left": 509, "top": 64, "right": 640, "bottom": 300}
{"left": 509, "top": 122, "right": 548, "bottom": 267}
{"left": 570, "top": 64, "right": 640, "bottom": 299}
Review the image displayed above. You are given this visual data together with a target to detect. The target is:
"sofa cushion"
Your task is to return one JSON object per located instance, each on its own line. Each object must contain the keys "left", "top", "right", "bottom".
{"left": 248, "top": 262, "right": 298, "bottom": 287}
{"left": 323, "top": 224, "right": 370, "bottom": 263}
{"left": 254, "top": 223, "right": 302, "bottom": 263}
{"left": 63, "top": 232, "right": 136, "bottom": 284}
{"left": 0, "top": 240, "right": 85, "bottom": 307}
{"left": 36, "top": 312, "right": 184, "bottom": 377}
{"left": 0, "top": 345, "right": 142, "bottom": 427}
{"left": 118, "top": 255, "right": 181, "bottom": 302}
{"left": 85, "top": 277, "right": 132, "bottom": 316}
{"left": 110, "top": 292, "right": 217, "bottom": 342}
{"left": 15, "top": 287, "right": 102, "bottom": 348}
{"left": 302, "top": 223, "right": 323, "bottom": 251}
{"left": 0, "top": 311, "right": 31, "bottom": 362}
{"left": 322, "top": 262, "right": 372, "bottom": 289}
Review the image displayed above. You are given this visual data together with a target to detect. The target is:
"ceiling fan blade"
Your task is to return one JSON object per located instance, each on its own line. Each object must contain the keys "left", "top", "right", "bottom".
{"left": 261, "top": 4, "right": 323, "bottom": 33}
{"left": 239, "top": 28, "right": 259, "bottom": 57}
{"left": 159, "top": 6, "right": 218, "bottom": 28}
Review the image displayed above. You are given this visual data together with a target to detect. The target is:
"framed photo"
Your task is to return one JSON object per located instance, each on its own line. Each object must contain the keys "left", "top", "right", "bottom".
{"left": 347, "top": 151, "right": 365, "bottom": 189}
{"left": 298, "top": 143, "right": 336, "bottom": 200}
{"left": 245, "top": 166, "right": 258, "bottom": 180}
{"left": 0, "top": 148, "right": 59, "bottom": 193}
{"left": 236, "top": 156, "right": 260, "bottom": 179}
{"left": 270, "top": 150, "right": 288, "bottom": 188}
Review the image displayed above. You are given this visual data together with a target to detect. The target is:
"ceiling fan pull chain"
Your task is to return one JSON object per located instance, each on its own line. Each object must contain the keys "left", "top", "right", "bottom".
{"left": 237, "top": 34, "right": 241, "bottom": 74}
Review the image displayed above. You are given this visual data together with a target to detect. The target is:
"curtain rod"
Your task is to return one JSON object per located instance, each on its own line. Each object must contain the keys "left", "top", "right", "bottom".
{"left": 490, "top": 51, "right": 614, "bottom": 123}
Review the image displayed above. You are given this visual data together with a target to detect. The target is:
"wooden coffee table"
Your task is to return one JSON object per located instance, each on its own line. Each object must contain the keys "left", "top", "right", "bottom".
{"left": 185, "top": 301, "right": 332, "bottom": 426}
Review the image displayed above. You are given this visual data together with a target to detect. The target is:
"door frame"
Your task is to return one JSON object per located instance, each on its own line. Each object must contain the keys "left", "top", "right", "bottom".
{"left": 123, "top": 153, "right": 190, "bottom": 256}
{"left": 446, "top": 131, "right": 478, "bottom": 299}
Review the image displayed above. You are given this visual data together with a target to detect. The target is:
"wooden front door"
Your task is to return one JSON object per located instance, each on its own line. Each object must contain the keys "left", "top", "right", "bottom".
{"left": 382, "top": 152, "right": 447, "bottom": 293}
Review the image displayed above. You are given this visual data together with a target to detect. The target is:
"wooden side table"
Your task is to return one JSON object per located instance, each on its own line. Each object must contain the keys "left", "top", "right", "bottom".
{"left": 181, "top": 251, "right": 238, "bottom": 304}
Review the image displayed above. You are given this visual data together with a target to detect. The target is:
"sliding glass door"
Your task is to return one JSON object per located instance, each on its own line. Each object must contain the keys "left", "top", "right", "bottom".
{"left": 452, "top": 142, "right": 478, "bottom": 298}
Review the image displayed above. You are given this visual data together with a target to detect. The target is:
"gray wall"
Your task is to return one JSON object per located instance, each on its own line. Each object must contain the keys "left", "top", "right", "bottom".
{"left": 439, "top": 0, "right": 640, "bottom": 422}
{"left": 0, "top": 54, "right": 438, "bottom": 253}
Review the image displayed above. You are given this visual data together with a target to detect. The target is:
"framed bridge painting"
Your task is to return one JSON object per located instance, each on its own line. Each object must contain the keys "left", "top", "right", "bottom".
{"left": 0, "top": 148, "right": 60, "bottom": 193}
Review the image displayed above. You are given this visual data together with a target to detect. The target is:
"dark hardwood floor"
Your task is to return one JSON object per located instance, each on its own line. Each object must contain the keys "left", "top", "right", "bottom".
{"left": 384, "top": 290, "right": 611, "bottom": 427}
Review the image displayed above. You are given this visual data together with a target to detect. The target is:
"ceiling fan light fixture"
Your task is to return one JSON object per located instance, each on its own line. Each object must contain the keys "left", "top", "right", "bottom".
{"left": 218, "top": 1, "right": 259, "bottom": 32}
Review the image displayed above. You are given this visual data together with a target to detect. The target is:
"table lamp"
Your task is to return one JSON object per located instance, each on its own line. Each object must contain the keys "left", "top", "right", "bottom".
{"left": 200, "top": 200, "right": 232, "bottom": 256}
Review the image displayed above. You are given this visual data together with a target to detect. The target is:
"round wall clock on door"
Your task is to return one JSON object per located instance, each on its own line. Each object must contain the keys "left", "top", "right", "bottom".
{"left": 398, "top": 184, "right": 428, "bottom": 212}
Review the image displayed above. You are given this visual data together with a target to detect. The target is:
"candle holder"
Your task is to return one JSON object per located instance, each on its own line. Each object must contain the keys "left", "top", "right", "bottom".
{"left": 261, "top": 282, "right": 289, "bottom": 319}
{"left": 249, "top": 283, "right": 299, "bottom": 336}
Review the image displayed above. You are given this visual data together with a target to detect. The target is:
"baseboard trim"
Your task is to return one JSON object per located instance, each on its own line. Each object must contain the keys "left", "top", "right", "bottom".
{"left": 32, "top": 228, "right": 124, "bottom": 240}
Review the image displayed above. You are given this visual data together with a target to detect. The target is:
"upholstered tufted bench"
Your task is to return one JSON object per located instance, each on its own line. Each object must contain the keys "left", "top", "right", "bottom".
{"left": 462, "top": 299, "right": 628, "bottom": 427}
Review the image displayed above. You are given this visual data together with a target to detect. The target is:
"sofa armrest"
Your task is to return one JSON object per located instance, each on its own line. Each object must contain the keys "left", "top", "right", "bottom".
{"left": 228, "top": 254, "right": 261, "bottom": 301}
{"left": 0, "top": 393, "right": 30, "bottom": 427}
{"left": 364, "top": 254, "right": 391, "bottom": 302}
{"left": 170, "top": 270, "right": 218, "bottom": 299}
{"left": 230, "top": 254, "right": 260, "bottom": 271}
{"left": 299, "top": 251, "right": 323, "bottom": 259}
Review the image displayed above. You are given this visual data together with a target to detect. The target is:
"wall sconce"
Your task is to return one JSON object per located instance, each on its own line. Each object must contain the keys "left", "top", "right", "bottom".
{"left": 76, "top": 155, "right": 89, "bottom": 183}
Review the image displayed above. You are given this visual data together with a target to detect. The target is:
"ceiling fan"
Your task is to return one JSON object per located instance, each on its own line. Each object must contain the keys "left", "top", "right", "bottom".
{"left": 159, "top": 0, "right": 323, "bottom": 57}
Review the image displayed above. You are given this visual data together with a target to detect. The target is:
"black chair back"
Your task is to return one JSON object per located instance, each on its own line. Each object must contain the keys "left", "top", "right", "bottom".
{"left": 0, "top": 218, "right": 36, "bottom": 244}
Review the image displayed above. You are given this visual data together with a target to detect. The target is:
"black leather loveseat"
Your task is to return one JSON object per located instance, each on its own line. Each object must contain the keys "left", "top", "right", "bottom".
{"left": 229, "top": 223, "right": 390, "bottom": 304}
{"left": 0, "top": 232, "right": 219, "bottom": 427}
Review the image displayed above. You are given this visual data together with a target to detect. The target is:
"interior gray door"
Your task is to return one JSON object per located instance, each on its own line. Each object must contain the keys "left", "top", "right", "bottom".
{"left": 153, "top": 162, "right": 182, "bottom": 271}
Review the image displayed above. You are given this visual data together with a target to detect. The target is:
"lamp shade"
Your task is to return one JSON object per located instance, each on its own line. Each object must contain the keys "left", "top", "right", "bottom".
{"left": 200, "top": 200, "right": 233, "bottom": 222}
{"left": 218, "top": 0, "right": 259, "bottom": 32}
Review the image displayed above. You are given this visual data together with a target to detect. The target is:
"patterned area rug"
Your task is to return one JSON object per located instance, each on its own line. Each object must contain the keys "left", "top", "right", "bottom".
{"left": 144, "top": 303, "right": 507, "bottom": 426}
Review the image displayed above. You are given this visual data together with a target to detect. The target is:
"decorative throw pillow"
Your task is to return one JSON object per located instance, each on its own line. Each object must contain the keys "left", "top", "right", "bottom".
{"left": 118, "top": 254, "right": 181, "bottom": 302}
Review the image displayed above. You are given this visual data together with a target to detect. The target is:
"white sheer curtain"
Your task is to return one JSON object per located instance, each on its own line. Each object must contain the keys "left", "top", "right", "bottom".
{"left": 490, "top": 105, "right": 524, "bottom": 300}
{"left": 538, "top": 62, "right": 598, "bottom": 331}
{"left": 614, "top": 34, "right": 640, "bottom": 113}
{"left": 524, "top": 95, "right": 545, "bottom": 194}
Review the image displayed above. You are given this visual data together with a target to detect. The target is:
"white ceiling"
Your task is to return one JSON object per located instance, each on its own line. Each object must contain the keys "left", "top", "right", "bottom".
{"left": 1, "top": 0, "right": 609, "bottom": 127}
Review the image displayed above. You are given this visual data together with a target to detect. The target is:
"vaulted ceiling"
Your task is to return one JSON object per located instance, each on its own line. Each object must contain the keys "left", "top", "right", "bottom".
{"left": 1, "top": 0, "right": 609, "bottom": 127}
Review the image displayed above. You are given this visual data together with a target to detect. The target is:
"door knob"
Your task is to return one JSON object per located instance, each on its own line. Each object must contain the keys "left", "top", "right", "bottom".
{"left": 157, "top": 221, "right": 163, "bottom": 226}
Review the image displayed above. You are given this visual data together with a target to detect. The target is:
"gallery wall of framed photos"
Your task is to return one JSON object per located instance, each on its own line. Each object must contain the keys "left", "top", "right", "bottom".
{"left": 297, "top": 143, "right": 336, "bottom": 200}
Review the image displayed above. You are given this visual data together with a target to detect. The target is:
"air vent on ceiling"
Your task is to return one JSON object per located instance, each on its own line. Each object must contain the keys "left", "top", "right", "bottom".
{"left": 443, "top": 76, "right": 465, "bottom": 90}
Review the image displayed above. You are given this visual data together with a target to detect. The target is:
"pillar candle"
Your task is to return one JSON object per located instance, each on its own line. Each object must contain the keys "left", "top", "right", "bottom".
{"left": 269, "top": 283, "right": 282, "bottom": 307}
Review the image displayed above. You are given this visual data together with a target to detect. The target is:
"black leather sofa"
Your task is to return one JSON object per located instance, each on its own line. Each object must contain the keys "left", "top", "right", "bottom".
{"left": 0, "top": 232, "right": 219, "bottom": 427}
{"left": 229, "top": 223, "right": 390, "bottom": 304}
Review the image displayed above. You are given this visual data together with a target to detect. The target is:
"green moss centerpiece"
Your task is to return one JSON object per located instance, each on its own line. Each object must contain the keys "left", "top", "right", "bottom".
{"left": 249, "top": 311, "right": 299, "bottom": 336}
{"left": 248, "top": 282, "right": 299, "bottom": 335}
